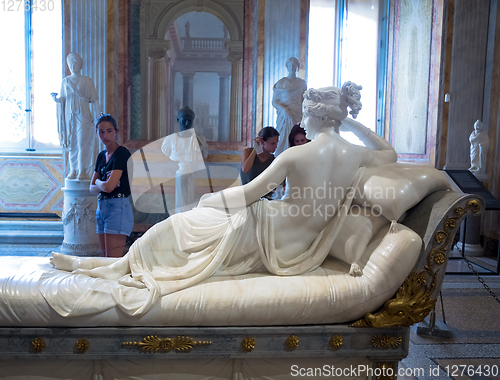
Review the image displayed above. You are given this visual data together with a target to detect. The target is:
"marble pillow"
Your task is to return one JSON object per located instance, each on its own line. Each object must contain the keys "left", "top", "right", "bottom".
{"left": 353, "top": 163, "right": 452, "bottom": 221}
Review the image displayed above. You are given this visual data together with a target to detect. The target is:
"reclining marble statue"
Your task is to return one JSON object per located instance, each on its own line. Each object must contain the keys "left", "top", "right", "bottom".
{"left": 46, "top": 82, "right": 451, "bottom": 321}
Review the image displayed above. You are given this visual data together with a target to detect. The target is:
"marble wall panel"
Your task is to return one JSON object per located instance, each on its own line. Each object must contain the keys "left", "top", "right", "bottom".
{"left": 0, "top": 158, "right": 63, "bottom": 216}
{"left": 262, "top": 0, "right": 302, "bottom": 128}
{"left": 390, "top": 0, "right": 433, "bottom": 157}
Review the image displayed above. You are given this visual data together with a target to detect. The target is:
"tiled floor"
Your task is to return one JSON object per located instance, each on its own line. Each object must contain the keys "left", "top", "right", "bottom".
{"left": 0, "top": 243, "right": 499, "bottom": 379}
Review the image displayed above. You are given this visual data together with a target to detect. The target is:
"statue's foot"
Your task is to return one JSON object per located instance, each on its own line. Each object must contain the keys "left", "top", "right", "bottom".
{"left": 67, "top": 170, "right": 77, "bottom": 180}
{"left": 348, "top": 263, "right": 363, "bottom": 277}
{"left": 51, "top": 252, "right": 80, "bottom": 272}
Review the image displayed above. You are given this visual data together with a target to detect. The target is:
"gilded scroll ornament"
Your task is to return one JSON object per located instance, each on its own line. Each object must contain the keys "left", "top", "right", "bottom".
{"left": 329, "top": 335, "right": 343, "bottom": 350}
{"left": 122, "top": 335, "right": 211, "bottom": 353}
{"left": 31, "top": 337, "right": 46, "bottom": 353}
{"left": 241, "top": 338, "right": 256, "bottom": 352}
{"left": 371, "top": 334, "right": 402, "bottom": 349}
{"left": 350, "top": 270, "right": 436, "bottom": 328}
{"left": 376, "top": 361, "right": 397, "bottom": 380}
{"left": 285, "top": 335, "right": 299, "bottom": 350}
{"left": 75, "top": 338, "right": 89, "bottom": 354}
{"left": 351, "top": 198, "right": 481, "bottom": 328}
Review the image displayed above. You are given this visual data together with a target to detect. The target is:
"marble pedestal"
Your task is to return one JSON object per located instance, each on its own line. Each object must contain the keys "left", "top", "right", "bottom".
{"left": 457, "top": 214, "right": 484, "bottom": 256}
{"left": 61, "top": 179, "right": 101, "bottom": 256}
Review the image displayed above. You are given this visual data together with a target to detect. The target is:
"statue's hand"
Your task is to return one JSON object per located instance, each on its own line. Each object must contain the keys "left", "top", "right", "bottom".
{"left": 51, "top": 93, "right": 58, "bottom": 102}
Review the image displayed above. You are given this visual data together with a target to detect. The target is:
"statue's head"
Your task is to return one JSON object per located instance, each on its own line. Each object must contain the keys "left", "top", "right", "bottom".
{"left": 177, "top": 106, "right": 195, "bottom": 131}
{"left": 66, "top": 52, "right": 83, "bottom": 74}
{"left": 474, "top": 119, "right": 483, "bottom": 132}
{"left": 285, "top": 57, "right": 300, "bottom": 75}
{"left": 302, "top": 83, "right": 362, "bottom": 133}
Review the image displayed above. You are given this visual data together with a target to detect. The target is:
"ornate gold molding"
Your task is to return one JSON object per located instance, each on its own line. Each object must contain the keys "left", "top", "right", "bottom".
{"left": 31, "top": 337, "right": 46, "bottom": 353}
{"left": 376, "top": 362, "right": 397, "bottom": 380}
{"left": 75, "top": 338, "right": 89, "bottom": 354}
{"left": 329, "top": 335, "right": 343, "bottom": 350}
{"left": 351, "top": 199, "right": 481, "bottom": 328}
{"left": 285, "top": 335, "right": 299, "bottom": 350}
{"left": 122, "top": 336, "right": 211, "bottom": 353}
{"left": 241, "top": 338, "right": 256, "bottom": 352}
{"left": 371, "top": 334, "right": 402, "bottom": 349}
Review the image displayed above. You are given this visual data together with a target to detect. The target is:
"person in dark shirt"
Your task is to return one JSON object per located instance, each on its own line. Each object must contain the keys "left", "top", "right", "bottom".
{"left": 90, "top": 114, "right": 133, "bottom": 257}
{"left": 240, "top": 126, "right": 279, "bottom": 199}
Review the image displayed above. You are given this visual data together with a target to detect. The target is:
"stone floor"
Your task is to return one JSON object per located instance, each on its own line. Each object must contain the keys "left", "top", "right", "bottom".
{"left": 0, "top": 243, "right": 499, "bottom": 379}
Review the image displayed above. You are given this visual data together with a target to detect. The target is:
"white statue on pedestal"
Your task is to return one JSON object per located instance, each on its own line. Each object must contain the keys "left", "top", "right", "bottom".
{"left": 469, "top": 119, "right": 489, "bottom": 173}
{"left": 51, "top": 52, "right": 101, "bottom": 180}
{"left": 161, "top": 106, "right": 208, "bottom": 212}
{"left": 272, "top": 57, "right": 307, "bottom": 155}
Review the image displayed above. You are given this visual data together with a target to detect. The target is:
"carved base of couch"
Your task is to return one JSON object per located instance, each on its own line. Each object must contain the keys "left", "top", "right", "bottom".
{"left": 0, "top": 190, "right": 483, "bottom": 380}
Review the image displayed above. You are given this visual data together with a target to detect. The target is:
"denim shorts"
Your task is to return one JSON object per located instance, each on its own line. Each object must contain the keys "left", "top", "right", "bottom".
{"left": 96, "top": 197, "right": 134, "bottom": 236}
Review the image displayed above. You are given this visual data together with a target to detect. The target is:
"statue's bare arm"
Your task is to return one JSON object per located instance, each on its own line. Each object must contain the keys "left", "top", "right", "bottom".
{"left": 200, "top": 152, "right": 291, "bottom": 209}
{"left": 342, "top": 118, "right": 397, "bottom": 167}
{"left": 51, "top": 93, "right": 62, "bottom": 103}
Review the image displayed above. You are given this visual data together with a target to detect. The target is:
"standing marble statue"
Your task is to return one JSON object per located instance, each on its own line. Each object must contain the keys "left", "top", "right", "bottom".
{"left": 51, "top": 52, "right": 101, "bottom": 180}
{"left": 161, "top": 106, "right": 208, "bottom": 213}
{"left": 272, "top": 57, "right": 307, "bottom": 155}
{"left": 469, "top": 119, "right": 489, "bottom": 173}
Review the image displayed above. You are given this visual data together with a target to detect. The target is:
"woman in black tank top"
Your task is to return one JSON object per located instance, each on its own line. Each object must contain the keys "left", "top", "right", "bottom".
{"left": 241, "top": 127, "right": 280, "bottom": 199}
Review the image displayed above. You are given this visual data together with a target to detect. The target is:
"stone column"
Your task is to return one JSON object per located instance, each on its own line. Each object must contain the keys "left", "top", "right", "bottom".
{"left": 147, "top": 48, "right": 168, "bottom": 140}
{"left": 61, "top": 180, "right": 101, "bottom": 257}
{"left": 218, "top": 74, "right": 231, "bottom": 142}
{"left": 182, "top": 72, "right": 195, "bottom": 109}
{"left": 226, "top": 41, "right": 244, "bottom": 142}
{"left": 142, "top": 41, "right": 170, "bottom": 140}
{"left": 69, "top": 0, "right": 106, "bottom": 113}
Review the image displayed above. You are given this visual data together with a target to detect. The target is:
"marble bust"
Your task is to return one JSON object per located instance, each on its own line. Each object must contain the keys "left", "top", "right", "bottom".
{"left": 272, "top": 57, "right": 308, "bottom": 155}
{"left": 469, "top": 119, "right": 489, "bottom": 173}
{"left": 161, "top": 106, "right": 208, "bottom": 173}
{"left": 161, "top": 106, "right": 208, "bottom": 213}
{"left": 51, "top": 52, "right": 101, "bottom": 180}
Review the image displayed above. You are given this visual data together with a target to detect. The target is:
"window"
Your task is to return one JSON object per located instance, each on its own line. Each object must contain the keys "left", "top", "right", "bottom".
{"left": 0, "top": 0, "right": 62, "bottom": 152}
{"left": 308, "top": 0, "right": 388, "bottom": 135}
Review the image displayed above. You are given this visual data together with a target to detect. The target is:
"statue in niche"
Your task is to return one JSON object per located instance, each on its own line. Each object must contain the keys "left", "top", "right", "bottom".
{"left": 223, "top": 25, "right": 229, "bottom": 39}
{"left": 469, "top": 119, "right": 489, "bottom": 173}
{"left": 185, "top": 22, "right": 190, "bottom": 38}
{"left": 272, "top": 57, "right": 308, "bottom": 156}
{"left": 51, "top": 52, "right": 101, "bottom": 180}
{"left": 161, "top": 106, "right": 208, "bottom": 212}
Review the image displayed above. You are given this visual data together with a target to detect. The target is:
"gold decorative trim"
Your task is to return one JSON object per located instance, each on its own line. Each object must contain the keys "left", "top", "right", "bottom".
{"left": 376, "top": 362, "right": 397, "bottom": 380}
{"left": 122, "top": 336, "right": 211, "bottom": 353}
{"left": 350, "top": 270, "right": 437, "bottom": 328}
{"left": 75, "top": 338, "right": 89, "bottom": 354}
{"left": 351, "top": 199, "right": 481, "bottom": 328}
{"left": 31, "top": 337, "right": 46, "bottom": 353}
{"left": 329, "top": 335, "right": 343, "bottom": 350}
{"left": 285, "top": 335, "right": 299, "bottom": 350}
{"left": 371, "top": 334, "right": 402, "bottom": 349}
{"left": 241, "top": 338, "right": 256, "bottom": 352}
